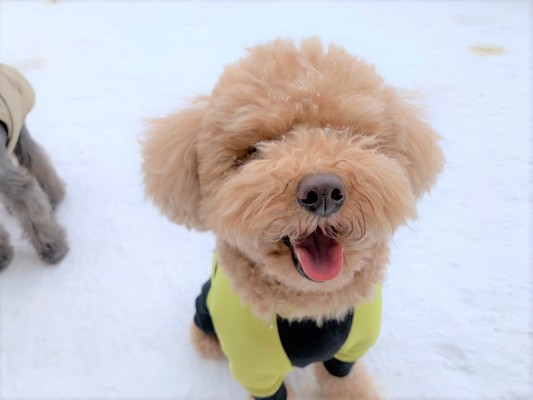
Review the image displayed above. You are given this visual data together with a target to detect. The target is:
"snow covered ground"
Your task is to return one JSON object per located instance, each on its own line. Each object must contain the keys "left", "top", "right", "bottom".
{"left": 0, "top": 1, "right": 530, "bottom": 398}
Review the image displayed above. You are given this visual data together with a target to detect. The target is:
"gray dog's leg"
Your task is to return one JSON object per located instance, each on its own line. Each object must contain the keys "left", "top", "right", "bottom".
{"left": 0, "top": 125, "right": 14, "bottom": 270}
{"left": 0, "top": 222, "right": 13, "bottom": 270}
{"left": 0, "top": 125, "right": 68, "bottom": 264}
{"left": 14, "top": 124, "right": 65, "bottom": 209}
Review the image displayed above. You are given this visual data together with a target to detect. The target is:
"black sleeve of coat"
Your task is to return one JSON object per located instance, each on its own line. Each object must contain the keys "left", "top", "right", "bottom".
{"left": 253, "top": 382, "right": 287, "bottom": 400}
{"left": 193, "top": 279, "right": 216, "bottom": 336}
{"left": 323, "top": 358, "right": 355, "bottom": 377}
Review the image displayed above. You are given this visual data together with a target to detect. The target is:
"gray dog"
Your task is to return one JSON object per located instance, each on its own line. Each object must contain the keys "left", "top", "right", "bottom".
{"left": 0, "top": 64, "right": 68, "bottom": 270}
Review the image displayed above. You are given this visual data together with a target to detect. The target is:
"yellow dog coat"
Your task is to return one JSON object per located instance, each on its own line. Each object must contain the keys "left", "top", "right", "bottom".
{"left": 195, "top": 256, "right": 382, "bottom": 399}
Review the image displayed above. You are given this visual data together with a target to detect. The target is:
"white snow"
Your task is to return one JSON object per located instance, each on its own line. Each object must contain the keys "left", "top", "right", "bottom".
{"left": 0, "top": 1, "right": 530, "bottom": 399}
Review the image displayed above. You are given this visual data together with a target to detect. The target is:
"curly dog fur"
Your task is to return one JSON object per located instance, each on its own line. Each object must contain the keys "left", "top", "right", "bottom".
{"left": 142, "top": 38, "right": 443, "bottom": 399}
{"left": 0, "top": 65, "right": 68, "bottom": 270}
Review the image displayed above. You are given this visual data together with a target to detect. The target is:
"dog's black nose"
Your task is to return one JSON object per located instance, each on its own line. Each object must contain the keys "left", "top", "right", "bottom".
{"left": 297, "top": 173, "right": 345, "bottom": 217}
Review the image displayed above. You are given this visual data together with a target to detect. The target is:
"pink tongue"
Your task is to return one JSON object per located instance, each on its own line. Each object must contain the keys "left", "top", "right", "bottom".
{"left": 292, "top": 231, "right": 343, "bottom": 282}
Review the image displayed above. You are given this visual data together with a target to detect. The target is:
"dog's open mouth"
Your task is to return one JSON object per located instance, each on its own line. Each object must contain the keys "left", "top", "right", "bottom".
{"left": 283, "top": 228, "right": 344, "bottom": 282}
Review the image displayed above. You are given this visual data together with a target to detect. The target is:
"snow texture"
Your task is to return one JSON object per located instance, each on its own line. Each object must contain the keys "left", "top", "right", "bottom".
{"left": 0, "top": 1, "right": 530, "bottom": 399}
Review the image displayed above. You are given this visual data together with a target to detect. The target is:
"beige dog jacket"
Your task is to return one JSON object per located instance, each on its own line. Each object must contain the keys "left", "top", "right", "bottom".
{"left": 0, "top": 64, "right": 36, "bottom": 155}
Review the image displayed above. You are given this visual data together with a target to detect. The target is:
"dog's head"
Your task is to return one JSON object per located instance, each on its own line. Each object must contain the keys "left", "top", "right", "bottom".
{"left": 143, "top": 38, "right": 443, "bottom": 318}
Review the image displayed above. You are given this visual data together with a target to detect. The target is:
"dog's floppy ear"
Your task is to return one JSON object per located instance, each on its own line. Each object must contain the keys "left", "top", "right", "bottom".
{"left": 142, "top": 101, "right": 206, "bottom": 231}
{"left": 385, "top": 90, "right": 444, "bottom": 198}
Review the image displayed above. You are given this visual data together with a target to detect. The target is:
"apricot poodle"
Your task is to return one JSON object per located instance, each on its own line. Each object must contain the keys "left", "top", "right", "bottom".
{"left": 142, "top": 38, "right": 443, "bottom": 399}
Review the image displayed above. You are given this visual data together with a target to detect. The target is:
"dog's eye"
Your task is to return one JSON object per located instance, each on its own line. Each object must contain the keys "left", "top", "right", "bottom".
{"left": 246, "top": 146, "right": 258, "bottom": 157}
{"left": 234, "top": 146, "right": 259, "bottom": 166}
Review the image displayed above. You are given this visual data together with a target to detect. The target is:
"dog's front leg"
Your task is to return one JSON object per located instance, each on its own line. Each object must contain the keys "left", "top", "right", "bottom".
{"left": 315, "top": 361, "right": 381, "bottom": 400}
{"left": 13, "top": 124, "right": 66, "bottom": 209}
{"left": 190, "top": 322, "right": 225, "bottom": 359}
{"left": 0, "top": 129, "right": 68, "bottom": 264}
{"left": 0, "top": 223, "right": 13, "bottom": 270}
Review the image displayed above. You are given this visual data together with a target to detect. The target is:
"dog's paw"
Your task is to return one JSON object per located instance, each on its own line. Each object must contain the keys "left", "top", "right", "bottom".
{"left": 190, "top": 323, "right": 225, "bottom": 359}
{"left": 286, "top": 384, "right": 296, "bottom": 400}
{"left": 0, "top": 244, "right": 14, "bottom": 271}
{"left": 315, "top": 362, "right": 381, "bottom": 400}
{"left": 38, "top": 238, "right": 69, "bottom": 264}
{"left": 285, "top": 383, "right": 296, "bottom": 400}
